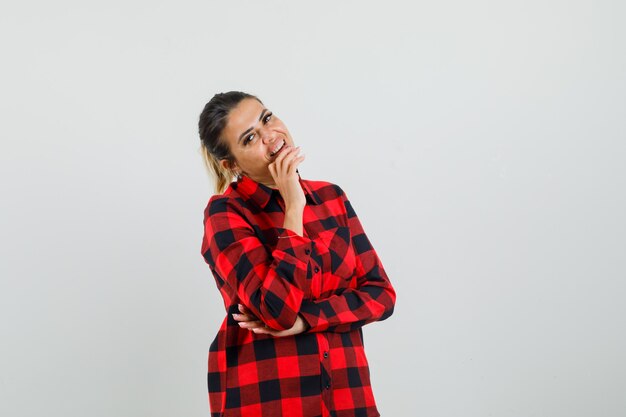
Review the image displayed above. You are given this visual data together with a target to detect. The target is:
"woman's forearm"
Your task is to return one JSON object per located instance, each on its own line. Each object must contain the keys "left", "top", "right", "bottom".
{"left": 283, "top": 206, "right": 304, "bottom": 236}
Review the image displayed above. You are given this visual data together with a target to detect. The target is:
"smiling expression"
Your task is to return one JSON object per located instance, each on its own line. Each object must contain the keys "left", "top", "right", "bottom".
{"left": 219, "top": 98, "right": 296, "bottom": 188}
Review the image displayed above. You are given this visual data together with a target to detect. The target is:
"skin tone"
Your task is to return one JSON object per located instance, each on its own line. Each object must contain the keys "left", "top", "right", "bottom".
{"left": 219, "top": 98, "right": 310, "bottom": 336}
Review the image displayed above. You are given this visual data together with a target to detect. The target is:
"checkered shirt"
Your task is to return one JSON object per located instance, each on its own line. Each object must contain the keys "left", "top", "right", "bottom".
{"left": 200, "top": 173, "right": 396, "bottom": 417}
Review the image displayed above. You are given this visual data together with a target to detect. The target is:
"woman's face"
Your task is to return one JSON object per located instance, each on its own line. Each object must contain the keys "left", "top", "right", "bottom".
{"left": 220, "top": 98, "right": 296, "bottom": 188}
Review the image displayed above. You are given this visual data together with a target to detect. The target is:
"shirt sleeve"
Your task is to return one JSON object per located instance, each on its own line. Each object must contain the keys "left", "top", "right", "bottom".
{"left": 202, "top": 196, "right": 315, "bottom": 331}
{"left": 297, "top": 186, "right": 396, "bottom": 333}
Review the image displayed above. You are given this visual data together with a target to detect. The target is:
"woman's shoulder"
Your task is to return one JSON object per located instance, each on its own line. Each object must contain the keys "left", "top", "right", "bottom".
{"left": 202, "top": 188, "right": 243, "bottom": 218}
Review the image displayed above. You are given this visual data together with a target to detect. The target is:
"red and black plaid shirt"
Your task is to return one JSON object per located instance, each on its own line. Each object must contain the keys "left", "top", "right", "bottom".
{"left": 200, "top": 173, "right": 396, "bottom": 417}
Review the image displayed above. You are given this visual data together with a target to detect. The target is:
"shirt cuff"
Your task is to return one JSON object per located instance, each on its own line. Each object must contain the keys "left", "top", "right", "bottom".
{"left": 272, "top": 227, "right": 315, "bottom": 295}
{"left": 298, "top": 299, "right": 328, "bottom": 333}
{"left": 274, "top": 227, "right": 314, "bottom": 258}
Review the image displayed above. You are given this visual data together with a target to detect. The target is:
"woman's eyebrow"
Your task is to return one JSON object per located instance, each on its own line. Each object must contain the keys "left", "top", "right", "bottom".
{"left": 238, "top": 108, "right": 269, "bottom": 144}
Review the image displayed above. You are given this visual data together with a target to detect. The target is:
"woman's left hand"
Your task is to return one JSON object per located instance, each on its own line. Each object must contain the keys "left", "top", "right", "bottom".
{"left": 232, "top": 303, "right": 309, "bottom": 337}
{"left": 232, "top": 303, "right": 265, "bottom": 329}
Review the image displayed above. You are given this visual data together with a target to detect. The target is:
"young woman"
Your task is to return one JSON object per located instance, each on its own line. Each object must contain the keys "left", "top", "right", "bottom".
{"left": 198, "top": 91, "right": 396, "bottom": 417}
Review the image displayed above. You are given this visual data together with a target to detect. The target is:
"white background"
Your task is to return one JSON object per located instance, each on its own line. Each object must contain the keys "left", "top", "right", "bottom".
{"left": 1, "top": 1, "right": 625, "bottom": 416}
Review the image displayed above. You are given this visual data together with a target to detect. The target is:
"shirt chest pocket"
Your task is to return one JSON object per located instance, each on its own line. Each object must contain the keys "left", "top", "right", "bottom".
{"left": 313, "top": 226, "right": 358, "bottom": 291}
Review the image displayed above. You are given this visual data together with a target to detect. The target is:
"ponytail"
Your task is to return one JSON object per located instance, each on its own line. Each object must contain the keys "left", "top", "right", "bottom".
{"left": 198, "top": 91, "right": 262, "bottom": 194}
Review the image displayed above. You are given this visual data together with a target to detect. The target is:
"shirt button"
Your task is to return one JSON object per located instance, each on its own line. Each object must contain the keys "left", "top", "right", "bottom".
{"left": 314, "top": 266, "right": 320, "bottom": 273}
{"left": 325, "top": 383, "right": 331, "bottom": 389}
{"left": 305, "top": 248, "right": 311, "bottom": 255}
{"left": 323, "top": 351, "right": 328, "bottom": 358}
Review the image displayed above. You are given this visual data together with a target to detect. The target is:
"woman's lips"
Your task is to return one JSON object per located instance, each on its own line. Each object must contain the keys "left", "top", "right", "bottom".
{"left": 270, "top": 140, "right": 286, "bottom": 157}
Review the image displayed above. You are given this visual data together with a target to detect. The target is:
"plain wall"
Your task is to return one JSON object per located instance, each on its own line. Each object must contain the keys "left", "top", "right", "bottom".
{"left": 1, "top": 1, "right": 625, "bottom": 416}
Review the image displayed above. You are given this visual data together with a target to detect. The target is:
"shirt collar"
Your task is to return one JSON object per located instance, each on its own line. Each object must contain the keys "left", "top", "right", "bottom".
{"left": 232, "top": 171, "right": 322, "bottom": 208}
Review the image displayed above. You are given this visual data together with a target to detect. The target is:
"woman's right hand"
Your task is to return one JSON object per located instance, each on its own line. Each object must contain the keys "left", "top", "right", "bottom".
{"left": 268, "top": 145, "right": 306, "bottom": 210}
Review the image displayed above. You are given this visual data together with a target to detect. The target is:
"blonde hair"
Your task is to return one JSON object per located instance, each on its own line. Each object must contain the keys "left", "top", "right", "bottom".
{"left": 198, "top": 143, "right": 237, "bottom": 195}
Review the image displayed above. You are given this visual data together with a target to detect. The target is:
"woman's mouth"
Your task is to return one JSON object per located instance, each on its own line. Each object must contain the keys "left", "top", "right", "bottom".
{"left": 270, "top": 140, "right": 286, "bottom": 157}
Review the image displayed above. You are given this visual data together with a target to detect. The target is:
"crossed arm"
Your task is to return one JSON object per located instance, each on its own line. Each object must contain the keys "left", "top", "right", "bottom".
{"left": 201, "top": 186, "right": 396, "bottom": 335}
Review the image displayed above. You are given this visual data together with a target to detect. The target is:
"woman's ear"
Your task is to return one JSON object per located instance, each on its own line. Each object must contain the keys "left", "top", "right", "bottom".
{"left": 220, "top": 158, "right": 241, "bottom": 177}
{"left": 220, "top": 158, "right": 235, "bottom": 172}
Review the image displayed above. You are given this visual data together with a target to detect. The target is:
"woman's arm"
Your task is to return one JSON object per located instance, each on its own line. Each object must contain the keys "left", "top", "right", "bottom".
{"left": 230, "top": 186, "right": 396, "bottom": 335}
{"left": 297, "top": 186, "right": 396, "bottom": 333}
{"left": 202, "top": 145, "right": 310, "bottom": 332}
{"left": 201, "top": 196, "right": 313, "bottom": 331}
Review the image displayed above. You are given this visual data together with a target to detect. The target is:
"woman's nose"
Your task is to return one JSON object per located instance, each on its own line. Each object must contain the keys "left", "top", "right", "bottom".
{"left": 261, "top": 131, "right": 276, "bottom": 144}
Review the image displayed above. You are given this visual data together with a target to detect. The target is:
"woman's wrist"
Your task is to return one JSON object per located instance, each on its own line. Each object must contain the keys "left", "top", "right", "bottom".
{"left": 283, "top": 207, "right": 304, "bottom": 236}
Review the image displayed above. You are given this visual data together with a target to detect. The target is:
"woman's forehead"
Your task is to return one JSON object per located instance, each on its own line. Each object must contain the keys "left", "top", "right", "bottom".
{"left": 225, "top": 99, "right": 265, "bottom": 137}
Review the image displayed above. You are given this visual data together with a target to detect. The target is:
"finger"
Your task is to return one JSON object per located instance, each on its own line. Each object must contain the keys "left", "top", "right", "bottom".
{"left": 278, "top": 148, "right": 301, "bottom": 177}
{"left": 252, "top": 327, "right": 285, "bottom": 337}
{"left": 283, "top": 152, "right": 300, "bottom": 176}
{"left": 232, "top": 313, "right": 256, "bottom": 322}
{"left": 236, "top": 304, "right": 259, "bottom": 321}
{"left": 287, "top": 154, "right": 305, "bottom": 176}
{"left": 275, "top": 145, "right": 296, "bottom": 163}
{"left": 268, "top": 162, "right": 276, "bottom": 180}
{"left": 251, "top": 327, "right": 270, "bottom": 334}
{"left": 238, "top": 320, "right": 264, "bottom": 329}
{"left": 274, "top": 145, "right": 298, "bottom": 173}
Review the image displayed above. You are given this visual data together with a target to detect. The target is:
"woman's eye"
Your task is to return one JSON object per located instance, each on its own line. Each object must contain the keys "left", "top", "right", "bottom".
{"left": 243, "top": 113, "right": 272, "bottom": 146}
